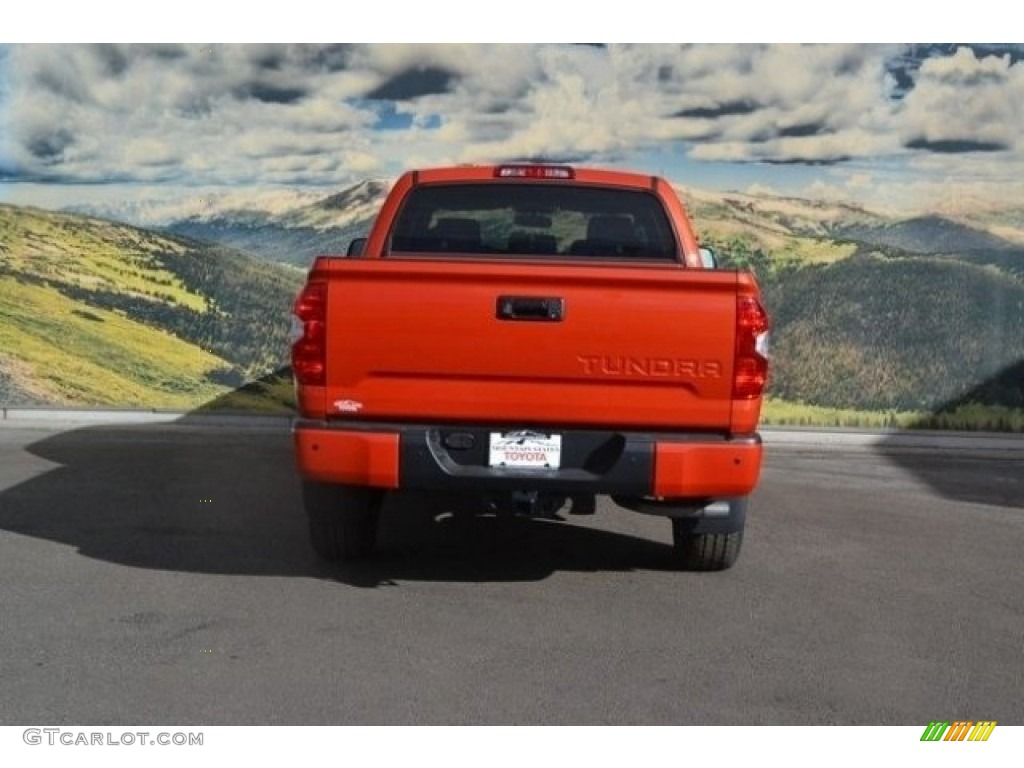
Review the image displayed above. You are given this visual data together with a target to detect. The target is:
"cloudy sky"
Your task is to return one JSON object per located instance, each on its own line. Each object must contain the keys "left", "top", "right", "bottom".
{"left": 2, "top": 43, "right": 1024, "bottom": 216}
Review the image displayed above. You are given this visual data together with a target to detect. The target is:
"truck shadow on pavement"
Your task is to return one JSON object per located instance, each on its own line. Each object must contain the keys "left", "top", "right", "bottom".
{"left": 0, "top": 418, "right": 679, "bottom": 588}
{"left": 3, "top": 362, "right": 1021, "bottom": 586}
{"left": 878, "top": 358, "right": 1024, "bottom": 509}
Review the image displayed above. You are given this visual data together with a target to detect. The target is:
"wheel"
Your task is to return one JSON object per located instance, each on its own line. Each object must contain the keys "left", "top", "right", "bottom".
{"left": 303, "top": 481, "right": 384, "bottom": 562}
{"left": 670, "top": 498, "right": 748, "bottom": 571}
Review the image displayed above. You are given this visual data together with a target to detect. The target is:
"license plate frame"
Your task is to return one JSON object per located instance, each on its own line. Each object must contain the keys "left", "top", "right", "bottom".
{"left": 488, "top": 431, "right": 562, "bottom": 469}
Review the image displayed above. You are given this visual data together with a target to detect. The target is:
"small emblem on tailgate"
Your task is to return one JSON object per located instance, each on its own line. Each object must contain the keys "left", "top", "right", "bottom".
{"left": 332, "top": 399, "right": 364, "bottom": 413}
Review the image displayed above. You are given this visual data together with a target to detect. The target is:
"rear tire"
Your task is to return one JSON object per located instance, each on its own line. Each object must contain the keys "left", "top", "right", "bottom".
{"left": 303, "top": 481, "right": 383, "bottom": 562}
{"left": 670, "top": 498, "right": 747, "bottom": 571}
{"left": 671, "top": 524, "right": 743, "bottom": 571}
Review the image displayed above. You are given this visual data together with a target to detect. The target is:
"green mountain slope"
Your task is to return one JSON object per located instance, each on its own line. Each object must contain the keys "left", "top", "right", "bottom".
{"left": 839, "top": 215, "right": 1013, "bottom": 254}
{"left": 684, "top": 187, "right": 877, "bottom": 267}
{"left": 687, "top": 189, "right": 1024, "bottom": 275}
{"left": 760, "top": 253, "right": 1024, "bottom": 412}
{"left": 681, "top": 190, "right": 1024, "bottom": 418}
{"left": 0, "top": 204, "right": 303, "bottom": 408}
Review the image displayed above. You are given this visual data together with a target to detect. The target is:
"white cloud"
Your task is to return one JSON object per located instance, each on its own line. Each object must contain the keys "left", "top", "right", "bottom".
{"left": 897, "top": 46, "right": 1024, "bottom": 151}
{"left": 3, "top": 43, "right": 1024, "bottom": 215}
{"left": 123, "top": 138, "right": 178, "bottom": 167}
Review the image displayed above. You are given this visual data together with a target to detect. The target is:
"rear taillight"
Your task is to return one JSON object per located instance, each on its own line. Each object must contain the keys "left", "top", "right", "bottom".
{"left": 733, "top": 295, "right": 770, "bottom": 400}
{"left": 291, "top": 280, "right": 327, "bottom": 386}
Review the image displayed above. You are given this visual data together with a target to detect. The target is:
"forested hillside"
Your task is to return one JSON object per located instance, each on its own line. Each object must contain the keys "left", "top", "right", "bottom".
{"left": 759, "top": 253, "right": 1024, "bottom": 411}
{"left": 0, "top": 204, "right": 302, "bottom": 407}
{"left": 696, "top": 220, "right": 1024, "bottom": 418}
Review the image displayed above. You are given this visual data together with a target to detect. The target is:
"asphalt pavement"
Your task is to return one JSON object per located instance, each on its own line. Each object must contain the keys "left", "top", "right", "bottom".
{"left": 0, "top": 421, "right": 1021, "bottom": 724}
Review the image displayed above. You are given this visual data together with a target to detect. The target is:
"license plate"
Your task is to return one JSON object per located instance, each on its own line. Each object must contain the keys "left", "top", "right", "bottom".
{"left": 488, "top": 431, "right": 562, "bottom": 469}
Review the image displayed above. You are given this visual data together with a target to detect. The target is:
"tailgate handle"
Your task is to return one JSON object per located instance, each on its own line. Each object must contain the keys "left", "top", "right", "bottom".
{"left": 497, "top": 296, "right": 564, "bottom": 322}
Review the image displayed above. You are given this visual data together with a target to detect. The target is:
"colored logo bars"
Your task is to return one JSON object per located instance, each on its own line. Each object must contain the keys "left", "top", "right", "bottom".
{"left": 920, "top": 721, "right": 997, "bottom": 742}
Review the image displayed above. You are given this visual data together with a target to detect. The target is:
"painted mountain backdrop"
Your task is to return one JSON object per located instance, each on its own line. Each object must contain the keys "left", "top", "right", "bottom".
{"left": 2, "top": 180, "right": 1023, "bottom": 428}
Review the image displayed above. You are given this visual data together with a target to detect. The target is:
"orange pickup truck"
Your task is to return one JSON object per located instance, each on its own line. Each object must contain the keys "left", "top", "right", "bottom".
{"left": 291, "top": 164, "right": 769, "bottom": 570}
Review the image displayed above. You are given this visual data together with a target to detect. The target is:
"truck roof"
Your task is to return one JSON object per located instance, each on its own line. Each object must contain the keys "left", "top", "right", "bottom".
{"left": 408, "top": 164, "right": 662, "bottom": 190}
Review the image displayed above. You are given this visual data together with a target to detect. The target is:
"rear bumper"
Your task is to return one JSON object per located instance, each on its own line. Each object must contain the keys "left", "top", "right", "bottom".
{"left": 294, "top": 420, "right": 762, "bottom": 501}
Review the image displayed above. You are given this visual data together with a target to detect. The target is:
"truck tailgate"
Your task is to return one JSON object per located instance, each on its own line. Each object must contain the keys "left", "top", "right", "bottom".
{"left": 321, "top": 259, "right": 740, "bottom": 430}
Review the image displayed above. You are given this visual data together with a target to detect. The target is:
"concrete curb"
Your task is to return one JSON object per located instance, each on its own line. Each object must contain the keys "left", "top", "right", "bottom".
{"left": 1, "top": 409, "right": 1023, "bottom": 453}
{"left": 761, "top": 428, "right": 1024, "bottom": 455}
{"left": 0, "top": 407, "right": 291, "bottom": 429}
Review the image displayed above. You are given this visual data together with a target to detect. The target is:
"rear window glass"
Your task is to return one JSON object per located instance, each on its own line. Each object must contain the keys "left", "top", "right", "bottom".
{"left": 387, "top": 183, "right": 679, "bottom": 261}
